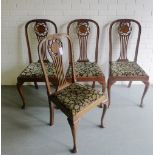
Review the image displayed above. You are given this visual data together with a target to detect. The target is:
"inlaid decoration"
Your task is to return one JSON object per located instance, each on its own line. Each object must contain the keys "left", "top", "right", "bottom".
{"left": 34, "top": 22, "right": 48, "bottom": 38}
{"left": 77, "top": 22, "right": 90, "bottom": 37}
{"left": 118, "top": 21, "right": 132, "bottom": 36}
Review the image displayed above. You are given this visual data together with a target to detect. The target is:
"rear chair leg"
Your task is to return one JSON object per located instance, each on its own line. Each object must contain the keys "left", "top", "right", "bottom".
{"left": 67, "top": 118, "right": 79, "bottom": 153}
{"left": 140, "top": 81, "right": 149, "bottom": 107}
{"left": 101, "top": 80, "right": 106, "bottom": 94}
{"left": 16, "top": 82, "right": 25, "bottom": 109}
{"left": 100, "top": 103, "right": 108, "bottom": 128}
{"left": 92, "top": 81, "right": 95, "bottom": 88}
{"left": 34, "top": 82, "right": 39, "bottom": 89}
{"left": 128, "top": 81, "right": 132, "bottom": 88}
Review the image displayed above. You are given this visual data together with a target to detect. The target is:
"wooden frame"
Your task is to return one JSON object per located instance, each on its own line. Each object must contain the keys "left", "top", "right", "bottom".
{"left": 108, "top": 19, "right": 149, "bottom": 107}
{"left": 67, "top": 19, "right": 106, "bottom": 94}
{"left": 39, "top": 33, "right": 108, "bottom": 153}
{"left": 16, "top": 19, "right": 57, "bottom": 110}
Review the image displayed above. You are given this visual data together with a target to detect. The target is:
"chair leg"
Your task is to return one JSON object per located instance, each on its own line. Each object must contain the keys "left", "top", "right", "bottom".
{"left": 128, "top": 81, "right": 132, "bottom": 88}
{"left": 100, "top": 103, "right": 108, "bottom": 128}
{"left": 107, "top": 79, "right": 115, "bottom": 108}
{"left": 67, "top": 118, "right": 79, "bottom": 153}
{"left": 48, "top": 98, "right": 54, "bottom": 126}
{"left": 98, "top": 80, "right": 106, "bottom": 108}
{"left": 92, "top": 81, "right": 95, "bottom": 88}
{"left": 107, "top": 79, "right": 111, "bottom": 108}
{"left": 140, "top": 81, "right": 149, "bottom": 107}
{"left": 16, "top": 82, "right": 25, "bottom": 109}
{"left": 101, "top": 80, "right": 106, "bottom": 94}
{"left": 34, "top": 82, "right": 39, "bottom": 89}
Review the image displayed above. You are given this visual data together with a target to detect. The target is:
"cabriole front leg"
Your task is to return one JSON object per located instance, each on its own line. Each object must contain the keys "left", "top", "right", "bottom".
{"left": 107, "top": 79, "right": 115, "bottom": 107}
{"left": 67, "top": 118, "right": 79, "bottom": 153}
{"left": 98, "top": 79, "right": 106, "bottom": 108}
{"left": 16, "top": 82, "right": 25, "bottom": 109}
{"left": 100, "top": 103, "right": 108, "bottom": 128}
{"left": 140, "top": 81, "right": 149, "bottom": 107}
{"left": 48, "top": 98, "right": 54, "bottom": 126}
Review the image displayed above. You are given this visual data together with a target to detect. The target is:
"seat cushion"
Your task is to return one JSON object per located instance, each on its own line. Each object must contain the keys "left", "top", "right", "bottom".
{"left": 110, "top": 61, "right": 147, "bottom": 77}
{"left": 17, "top": 62, "right": 55, "bottom": 81}
{"left": 50, "top": 83, "right": 105, "bottom": 116}
{"left": 66, "top": 62, "right": 103, "bottom": 78}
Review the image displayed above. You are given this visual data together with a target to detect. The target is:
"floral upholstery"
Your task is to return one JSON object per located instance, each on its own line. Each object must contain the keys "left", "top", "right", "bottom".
{"left": 66, "top": 62, "right": 103, "bottom": 78}
{"left": 17, "top": 62, "right": 55, "bottom": 80}
{"left": 110, "top": 61, "right": 147, "bottom": 77}
{"left": 50, "top": 83, "right": 104, "bottom": 116}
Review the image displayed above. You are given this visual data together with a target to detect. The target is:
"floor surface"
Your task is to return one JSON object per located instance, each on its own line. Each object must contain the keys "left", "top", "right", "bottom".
{"left": 2, "top": 85, "right": 153, "bottom": 155}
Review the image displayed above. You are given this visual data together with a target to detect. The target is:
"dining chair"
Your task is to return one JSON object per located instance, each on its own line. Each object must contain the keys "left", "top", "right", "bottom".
{"left": 108, "top": 19, "right": 149, "bottom": 107}
{"left": 66, "top": 19, "right": 106, "bottom": 96}
{"left": 39, "top": 33, "right": 108, "bottom": 153}
{"left": 17, "top": 19, "right": 57, "bottom": 111}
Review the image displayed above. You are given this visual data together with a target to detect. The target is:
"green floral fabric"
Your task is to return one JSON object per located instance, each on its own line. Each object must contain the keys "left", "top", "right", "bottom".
{"left": 50, "top": 83, "right": 104, "bottom": 116}
{"left": 110, "top": 61, "right": 147, "bottom": 77}
{"left": 66, "top": 62, "right": 103, "bottom": 78}
{"left": 18, "top": 62, "right": 55, "bottom": 80}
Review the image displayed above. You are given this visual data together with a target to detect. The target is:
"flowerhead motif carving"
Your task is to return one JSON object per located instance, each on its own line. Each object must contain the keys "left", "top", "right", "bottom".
{"left": 118, "top": 22, "right": 132, "bottom": 36}
{"left": 77, "top": 22, "right": 90, "bottom": 37}
{"left": 34, "top": 22, "right": 48, "bottom": 37}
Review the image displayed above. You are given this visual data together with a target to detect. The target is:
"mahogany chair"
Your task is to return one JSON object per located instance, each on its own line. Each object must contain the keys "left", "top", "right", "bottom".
{"left": 66, "top": 19, "right": 106, "bottom": 94}
{"left": 17, "top": 19, "right": 57, "bottom": 111}
{"left": 108, "top": 19, "right": 149, "bottom": 107}
{"left": 39, "top": 33, "right": 108, "bottom": 153}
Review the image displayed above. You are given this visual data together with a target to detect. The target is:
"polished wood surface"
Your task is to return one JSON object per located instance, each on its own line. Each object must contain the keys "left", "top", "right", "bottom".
{"left": 39, "top": 33, "right": 108, "bottom": 153}
{"left": 108, "top": 19, "right": 149, "bottom": 107}
{"left": 17, "top": 19, "right": 57, "bottom": 109}
{"left": 67, "top": 19, "right": 106, "bottom": 94}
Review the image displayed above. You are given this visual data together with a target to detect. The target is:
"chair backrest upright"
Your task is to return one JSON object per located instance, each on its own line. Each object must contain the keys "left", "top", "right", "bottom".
{"left": 38, "top": 33, "right": 76, "bottom": 95}
{"left": 67, "top": 19, "right": 99, "bottom": 63}
{"left": 109, "top": 19, "right": 141, "bottom": 63}
{"left": 25, "top": 19, "right": 57, "bottom": 63}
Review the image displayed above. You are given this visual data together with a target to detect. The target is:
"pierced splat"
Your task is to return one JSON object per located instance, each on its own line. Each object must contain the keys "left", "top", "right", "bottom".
{"left": 34, "top": 21, "right": 49, "bottom": 61}
{"left": 108, "top": 19, "right": 149, "bottom": 108}
{"left": 48, "top": 39, "right": 67, "bottom": 88}
{"left": 77, "top": 21, "right": 90, "bottom": 62}
{"left": 25, "top": 19, "right": 57, "bottom": 64}
{"left": 118, "top": 21, "right": 132, "bottom": 61}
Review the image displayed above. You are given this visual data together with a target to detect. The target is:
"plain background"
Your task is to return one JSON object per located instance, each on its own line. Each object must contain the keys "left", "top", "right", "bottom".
{"left": 1, "top": 0, "right": 153, "bottom": 85}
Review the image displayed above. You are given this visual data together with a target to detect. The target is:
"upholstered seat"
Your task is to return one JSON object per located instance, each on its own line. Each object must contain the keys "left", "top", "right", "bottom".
{"left": 110, "top": 61, "right": 147, "bottom": 77}
{"left": 17, "top": 62, "right": 55, "bottom": 81}
{"left": 50, "top": 83, "right": 104, "bottom": 116}
{"left": 66, "top": 62, "right": 103, "bottom": 78}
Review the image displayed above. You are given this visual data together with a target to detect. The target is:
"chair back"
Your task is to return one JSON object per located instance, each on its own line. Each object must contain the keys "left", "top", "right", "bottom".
{"left": 67, "top": 19, "right": 99, "bottom": 63}
{"left": 25, "top": 19, "right": 57, "bottom": 63}
{"left": 109, "top": 19, "right": 141, "bottom": 62}
{"left": 38, "top": 33, "right": 76, "bottom": 95}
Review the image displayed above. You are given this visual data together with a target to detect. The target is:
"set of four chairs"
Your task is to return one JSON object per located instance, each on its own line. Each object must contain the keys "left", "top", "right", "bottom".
{"left": 16, "top": 18, "right": 149, "bottom": 153}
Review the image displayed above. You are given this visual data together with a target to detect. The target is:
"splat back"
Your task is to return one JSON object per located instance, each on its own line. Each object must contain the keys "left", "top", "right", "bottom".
{"left": 67, "top": 19, "right": 99, "bottom": 63}
{"left": 25, "top": 19, "right": 57, "bottom": 63}
{"left": 109, "top": 19, "right": 141, "bottom": 62}
{"left": 38, "top": 34, "right": 76, "bottom": 94}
